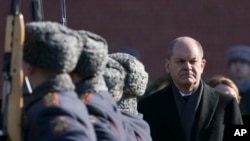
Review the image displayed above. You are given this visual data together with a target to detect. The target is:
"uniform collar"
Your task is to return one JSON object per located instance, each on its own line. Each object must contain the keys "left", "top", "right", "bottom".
{"left": 24, "top": 73, "right": 74, "bottom": 110}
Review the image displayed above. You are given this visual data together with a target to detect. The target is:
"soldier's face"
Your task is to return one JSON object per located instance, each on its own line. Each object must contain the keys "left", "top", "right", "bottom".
{"left": 165, "top": 40, "right": 206, "bottom": 90}
{"left": 229, "top": 60, "right": 250, "bottom": 80}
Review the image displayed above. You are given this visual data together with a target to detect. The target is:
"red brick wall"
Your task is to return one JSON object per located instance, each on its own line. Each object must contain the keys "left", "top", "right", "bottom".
{"left": 1, "top": 0, "right": 250, "bottom": 92}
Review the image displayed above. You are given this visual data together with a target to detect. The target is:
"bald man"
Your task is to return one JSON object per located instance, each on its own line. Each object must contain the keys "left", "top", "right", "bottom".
{"left": 138, "top": 36, "right": 243, "bottom": 141}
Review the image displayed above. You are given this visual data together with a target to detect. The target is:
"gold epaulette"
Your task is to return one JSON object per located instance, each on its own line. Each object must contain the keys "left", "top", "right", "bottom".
{"left": 42, "top": 92, "right": 59, "bottom": 106}
{"left": 80, "top": 92, "right": 92, "bottom": 104}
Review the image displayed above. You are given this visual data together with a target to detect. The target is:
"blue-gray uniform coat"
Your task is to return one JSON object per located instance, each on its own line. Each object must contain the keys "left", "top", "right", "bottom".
{"left": 138, "top": 80, "right": 243, "bottom": 141}
{"left": 23, "top": 74, "right": 97, "bottom": 141}
{"left": 122, "top": 112, "right": 152, "bottom": 141}
{"left": 79, "top": 90, "right": 126, "bottom": 141}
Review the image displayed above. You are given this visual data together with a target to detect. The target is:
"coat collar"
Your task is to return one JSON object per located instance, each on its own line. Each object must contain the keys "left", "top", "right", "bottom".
{"left": 191, "top": 81, "right": 219, "bottom": 141}
{"left": 159, "top": 80, "right": 219, "bottom": 141}
{"left": 157, "top": 83, "right": 186, "bottom": 141}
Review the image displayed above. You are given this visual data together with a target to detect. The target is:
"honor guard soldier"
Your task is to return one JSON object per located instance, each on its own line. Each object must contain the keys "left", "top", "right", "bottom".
{"left": 104, "top": 52, "right": 152, "bottom": 141}
{"left": 23, "top": 22, "right": 97, "bottom": 141}
{"left": 70, "top": 30, "right": 126, "bottom": 141}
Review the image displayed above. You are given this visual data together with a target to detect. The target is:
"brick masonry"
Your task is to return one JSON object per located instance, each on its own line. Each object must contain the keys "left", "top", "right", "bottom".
{"left": 1, "top": 0, "right": 250, "bottom": 93}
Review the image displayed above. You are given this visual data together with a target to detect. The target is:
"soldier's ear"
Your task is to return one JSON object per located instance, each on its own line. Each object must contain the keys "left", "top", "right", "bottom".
{"left": 69, "top": 73, "right": 82, "bottom": 84}
{"left": 25, "top": 63, "right": 35, "bottom": 75}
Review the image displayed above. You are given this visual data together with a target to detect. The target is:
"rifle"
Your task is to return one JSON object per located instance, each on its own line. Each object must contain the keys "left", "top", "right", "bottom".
{"left": 30, "top": 0, "right": 44, "bottom": 21}
{"left": 1, "top": 0, "right": 25, "bottom": 140}
{"left": 59, "top": 0, "right": 67, "bottom": 26}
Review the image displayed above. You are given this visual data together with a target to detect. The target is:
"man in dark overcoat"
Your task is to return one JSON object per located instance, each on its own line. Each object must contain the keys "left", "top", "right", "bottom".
{"left": 138, "top": 36, "right": 243, "bottom": 141}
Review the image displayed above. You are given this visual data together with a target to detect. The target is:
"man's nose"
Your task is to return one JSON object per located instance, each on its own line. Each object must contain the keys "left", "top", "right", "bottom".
{"left": 183, "top": 62, "right": 192, "bottom": 69}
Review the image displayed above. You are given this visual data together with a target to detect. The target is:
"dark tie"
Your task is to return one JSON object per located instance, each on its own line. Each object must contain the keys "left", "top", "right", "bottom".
{"left": 183, "top": 95, "right": 191, "bottom": 102}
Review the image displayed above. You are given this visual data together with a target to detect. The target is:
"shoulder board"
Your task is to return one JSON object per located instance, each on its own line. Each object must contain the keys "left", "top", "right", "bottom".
{"left": 80, "top": 92, "right": 92, "bottom": 104}
{"left": 42, "top": 92, "right": 59, "bottom": 106}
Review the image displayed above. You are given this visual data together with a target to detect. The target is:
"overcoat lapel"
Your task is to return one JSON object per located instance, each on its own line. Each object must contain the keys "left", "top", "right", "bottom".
{"left": 191, "top": 83, "right": 219, "bottom": 141}
{"left": 159, "top": 84, "right": 186, "bottom": 141}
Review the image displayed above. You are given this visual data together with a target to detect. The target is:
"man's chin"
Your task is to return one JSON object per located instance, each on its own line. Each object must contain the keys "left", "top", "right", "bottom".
{"left": 181, "top": 80, "right": 196, "bottom": 86}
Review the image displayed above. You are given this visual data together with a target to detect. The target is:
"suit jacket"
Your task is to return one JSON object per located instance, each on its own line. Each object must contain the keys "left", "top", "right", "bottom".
{"left": 138, "top": 81, "right": 243, "bottom": 141}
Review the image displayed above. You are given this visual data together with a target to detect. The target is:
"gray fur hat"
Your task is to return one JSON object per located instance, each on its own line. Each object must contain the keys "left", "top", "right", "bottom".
{"left": 73, "top": 30, "right": 109, "bottom": 77}
{"left": 24, "top": 21, "right": 83, "bottom": 72}
{"left": 227, "top": 45, "right": 250, "bottom": 65}
{"left": 117, "top": 97, "right": 138, "bottom": 115}
{"left": 109, "top": 52, "right": 148, "bottom": 96}
{"left": 115, "top": 47, "right": 140, "bottom": 60}
{"left": 103, "top": 57, "right": 126, "bottom": 102}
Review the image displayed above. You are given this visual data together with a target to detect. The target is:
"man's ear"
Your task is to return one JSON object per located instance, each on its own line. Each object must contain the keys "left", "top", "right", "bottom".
{"left": 165, "top": 59, "right": 170, "bottom": 73}
{"left": 201, "top": 59, "right": 206, "bottom": 72}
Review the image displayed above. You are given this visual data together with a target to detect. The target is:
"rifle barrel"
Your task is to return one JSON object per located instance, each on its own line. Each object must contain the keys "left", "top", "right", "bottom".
{"left": 8, "top": 0, "right": 20, "bottom": 15}
{"left": 60, "top": 0, "right": 67, "bottom": 26}
{"left": 30, "top": 0, "right": 44, "bottom": 21}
